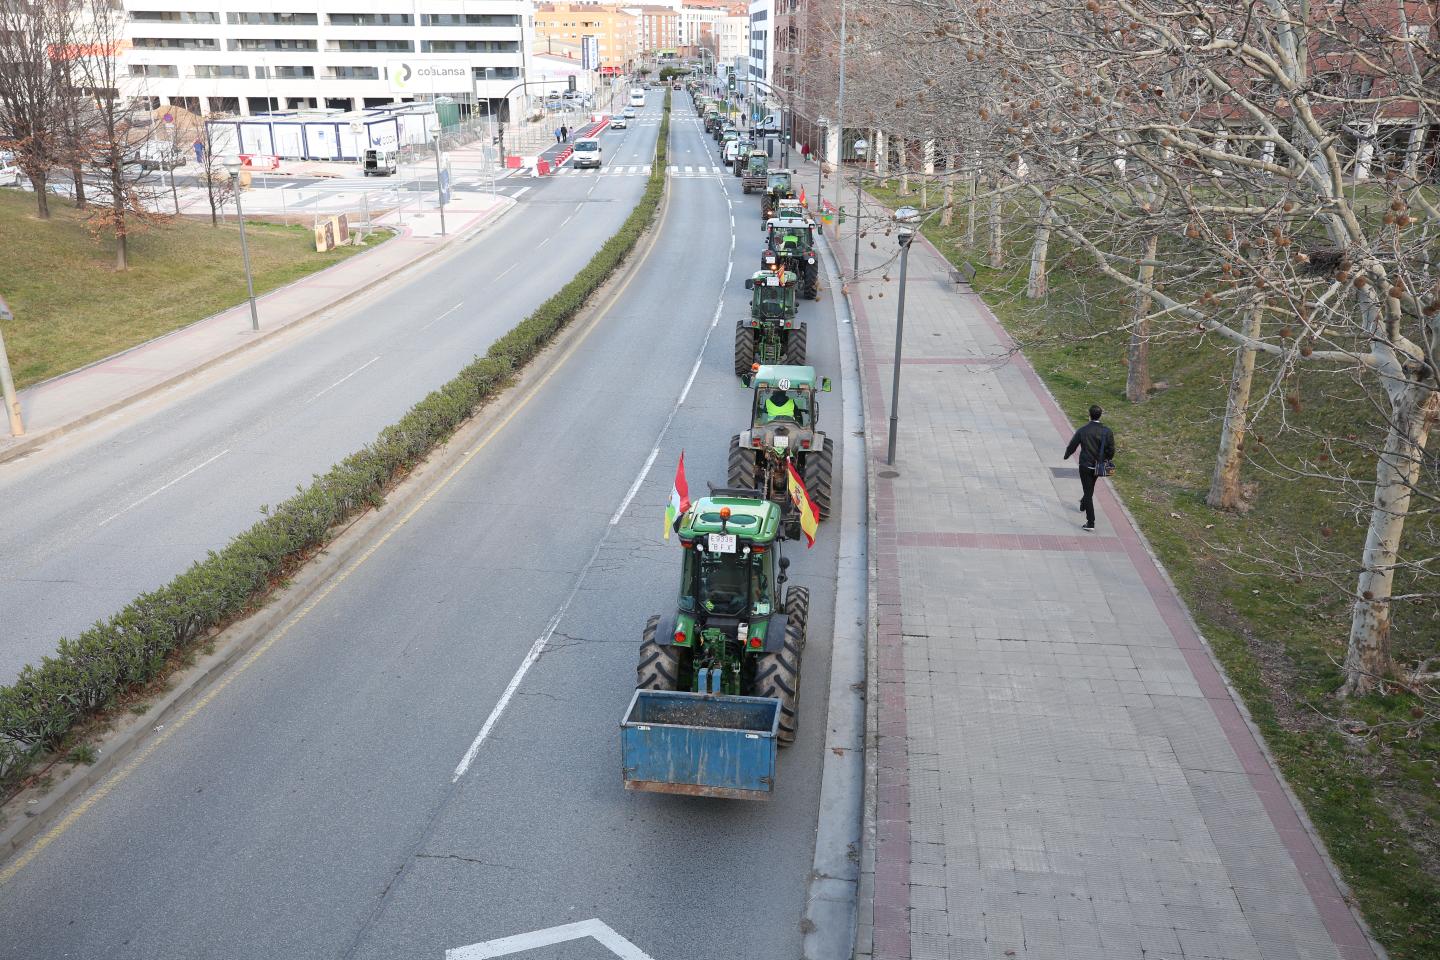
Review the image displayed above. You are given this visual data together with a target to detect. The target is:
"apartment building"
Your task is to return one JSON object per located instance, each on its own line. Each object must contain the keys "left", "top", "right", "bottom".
{"left": 746, "top": 0, "right": 769, "bottom": 84}
{"left": 626, "top": 5, "right": 677, "bottom": 56}
{"left": 119, "top": 0, "right": 533, "bottom": 117}
{"left": 713, "top": 14, "right": 746, "bottom": 65}
{"left": 533, "top": 2, "right": 639, "bottom": 71}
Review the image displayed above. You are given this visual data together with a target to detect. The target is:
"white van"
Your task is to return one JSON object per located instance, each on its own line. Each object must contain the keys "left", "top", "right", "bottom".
{"left": 571, "top": 137, "right": 602, "bottom": 169}
{"left": 629, "top": 89, "right": 646, "bottom": 108}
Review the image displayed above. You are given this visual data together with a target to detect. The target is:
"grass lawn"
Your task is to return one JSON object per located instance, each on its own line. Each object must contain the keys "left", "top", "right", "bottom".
{"left": 861, "top": 176, "right": 1440, "bottom": 959}
{"left": 0, "top": 189, "right": 386, "bottom": 388}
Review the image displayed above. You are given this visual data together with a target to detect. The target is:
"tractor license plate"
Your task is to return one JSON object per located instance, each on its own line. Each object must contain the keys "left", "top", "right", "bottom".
{"left": 708, "top": 533, "right": 738, "bottom": 554}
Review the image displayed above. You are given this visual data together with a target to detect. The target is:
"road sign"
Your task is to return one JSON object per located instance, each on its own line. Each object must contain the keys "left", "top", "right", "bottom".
{"left": 447, "top": 919, "right": 655, "bottom": 959}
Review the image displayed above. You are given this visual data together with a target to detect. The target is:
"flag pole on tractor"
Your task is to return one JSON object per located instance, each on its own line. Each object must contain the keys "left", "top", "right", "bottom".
{"left": 664, "top": 451, "right": 690, "bottom": 539}
{"left": 784, "top": 461, "right": 820, "bottom": 548}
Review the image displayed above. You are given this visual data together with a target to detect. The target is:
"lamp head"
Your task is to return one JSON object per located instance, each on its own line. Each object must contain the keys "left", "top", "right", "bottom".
{"left": 853, "top": 137, "right": 868, "bottom": 157}
{"left": 223, "top": 156, "right": 241, "bottom": 177}
{"left": 895, "top": 205, "right": 920, "bottom": 242}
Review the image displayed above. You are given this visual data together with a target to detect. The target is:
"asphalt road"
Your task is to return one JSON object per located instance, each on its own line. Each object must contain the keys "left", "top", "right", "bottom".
{"left": 0, "top": 95, "right": 848, "bottom": 959}
{"left": 0, "top": 101, "right": 664, "bottom": 684}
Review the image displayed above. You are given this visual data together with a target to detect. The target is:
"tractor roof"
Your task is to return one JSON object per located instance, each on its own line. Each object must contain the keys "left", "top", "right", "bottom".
{"left": 751, "top": 268, "right": 795, "bottom": 286}
{"left": 679, "top": 496, "right": 781, "bottom": 543}
{"left": 752, "top": 364, "right": 818, "bottom": 391}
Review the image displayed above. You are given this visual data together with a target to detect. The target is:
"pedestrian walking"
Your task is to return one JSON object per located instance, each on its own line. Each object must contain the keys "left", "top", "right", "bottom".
{"left": 555, "top": 126, "right": 563, "bottom": 144}
{"left": 560, "top": 125, "right": 568, "bottom": 142}
{"left": 1063, "top": 404, "right": 1115, "bottom": 531}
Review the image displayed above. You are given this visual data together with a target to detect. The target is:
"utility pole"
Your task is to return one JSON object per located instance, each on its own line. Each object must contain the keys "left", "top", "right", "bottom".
{"left": 0, "top": 295, "right": 25, "bottom": 437}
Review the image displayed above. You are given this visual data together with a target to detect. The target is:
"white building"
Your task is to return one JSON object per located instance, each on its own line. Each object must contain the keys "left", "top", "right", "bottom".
{"left": 676, "top": 4, "right": 719, "bottom": 52}
{"left": 746, "top": 0, "right": 769, "bottom": 86}
{"left": 119, "top": 0, "right": 535, "bottom": 119}
{"left": 713, "top": 14, "right": 745, "bottom": 66}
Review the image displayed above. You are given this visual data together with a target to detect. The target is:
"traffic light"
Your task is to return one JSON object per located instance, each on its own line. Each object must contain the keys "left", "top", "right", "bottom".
{"left": 727, "top": 75, "right": 736, "bottom": 92}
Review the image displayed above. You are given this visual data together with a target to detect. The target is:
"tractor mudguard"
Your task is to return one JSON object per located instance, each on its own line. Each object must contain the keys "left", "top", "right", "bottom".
{"left": 654, "top": 614, "right": 677, "bottom": 646}
{"left": 761, "top": 613, "right": 789, "bottom": 653}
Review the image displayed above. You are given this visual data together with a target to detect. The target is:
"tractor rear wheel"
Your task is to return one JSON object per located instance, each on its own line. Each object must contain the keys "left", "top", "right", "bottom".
{"left": 783, "top": 323, "right": 808, "bottom": 366}
{"left": 803, "top": 437, "right": 835, "bottom": 520}
{"left": 734, "top": 323, "right": 756, "bottom": 381}
{"left": 802, "top": 261, "right": 820, "bottom": 300}
{"left": 727, "top": 435, "right": 758, "bottom": 491}
{"left": 754, "top": 609, "right": 804, "bottom": 744}
{"left": 785, "top": 586, "right": 810, "bottom": 650}
{"left": 637, "top": 615, "right": 683, "bottom": 691}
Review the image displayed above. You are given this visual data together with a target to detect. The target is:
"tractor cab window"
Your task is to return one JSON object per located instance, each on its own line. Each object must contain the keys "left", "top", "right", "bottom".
{"left": 755, "top": 390, "right": 811, "bottom": 426}
{"left": 683, "top": 547, "right": 770, "bottom": 617}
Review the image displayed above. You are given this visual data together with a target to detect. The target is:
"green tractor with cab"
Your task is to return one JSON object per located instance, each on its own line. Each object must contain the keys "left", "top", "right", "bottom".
{"left": 761, "top": 171, "right": 795, "bottom": 221}
{"left": 641, "top": 491, "right": 808, "bottom": 743}
{"left": 737, "top": 268, "right": 804, "bottom": 380}
{"left": 741, "top": 150, "right": 769, "bottom": 193}
{"left": 762, "top": 213, "right": 820, "bottom": 300}
{"left": 728, "top": 365, "right": 835, "bottom": 541}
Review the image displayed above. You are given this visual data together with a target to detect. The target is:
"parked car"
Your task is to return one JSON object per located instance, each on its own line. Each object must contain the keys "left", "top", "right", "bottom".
{"left": 136, "top": 143, "right": 186, "bottom": 171}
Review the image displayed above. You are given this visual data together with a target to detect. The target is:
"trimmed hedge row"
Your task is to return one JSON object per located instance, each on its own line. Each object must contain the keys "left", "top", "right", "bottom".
{"left": 0, "top": 90, "right": 674, "bottom": 785}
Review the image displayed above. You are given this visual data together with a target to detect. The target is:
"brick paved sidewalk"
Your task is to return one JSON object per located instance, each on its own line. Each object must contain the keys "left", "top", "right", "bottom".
{"left": 836, "top": 205, "right": 1380, "bottom": 960}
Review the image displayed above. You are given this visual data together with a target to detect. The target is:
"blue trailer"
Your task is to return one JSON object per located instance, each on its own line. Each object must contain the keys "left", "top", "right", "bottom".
{"left": 621, "top": 690, "right": 780, "bottom": 800}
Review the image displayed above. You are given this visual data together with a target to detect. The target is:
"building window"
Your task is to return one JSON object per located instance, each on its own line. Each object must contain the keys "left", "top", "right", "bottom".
{"left": 257, "top": 65, "right": 316, "bottom": 79}
{"left": 128, "top": 63, "right": 179, "bottom": 77}
{"left": 225, "top": 12, "right": 319, "bottom": 25}
{"left": 330, "top": 66, "right": 380, "bottom": 79}
{"left": 421, "top": 39, "right": 519, "bottom": 53}
{"left": 228, "top": 38, "right": 317, "bottom": 51}
{"left": 421, "top": 13, "right": 520, "bottom": 27}
{"left": 328, "top": 13, "right": 413, "bottom": 26}
{"left": 132, "top": 37, "right": 218, "bottom": 50}
{"left": 473, "top": 66, "right": 520, "bottom": 80}
{"left": 128, "top": 11, "right": 219, "bottom": 24}
{"left": 193, "top": 65, "right": 250, "bottom": 78}
{"left": 329, "top": 39, "right": 414, "bottom": 52}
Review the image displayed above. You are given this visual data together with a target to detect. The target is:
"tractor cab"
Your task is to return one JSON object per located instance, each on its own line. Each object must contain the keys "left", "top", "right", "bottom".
{"left": 704, "top": 111, "right": 722, "bottom": 133}
{"left": 775, "top": 198, "right": 809, "bottom": 221}
{"left": 765, "top": 172, "right": 794, "bottom": 197}
{"left": 744, "top": 268, "right": 798, "bottom": 321}
{"left": 747, "top": 364, "right": 830, "bottom": 434}
{"left": 720, "top": 126, "right": 739, "bottom": 146}
{"left": 746, "top": 152, "right": 768, "bottom": 175}
{"left": 674, "top": 495, "right": 783, "bottom": 629}
{"left": 728, "top": 365, "right": 836, "bottom": 541}
{"left": 764, "top": 217, "right": 816, "bottom": 260}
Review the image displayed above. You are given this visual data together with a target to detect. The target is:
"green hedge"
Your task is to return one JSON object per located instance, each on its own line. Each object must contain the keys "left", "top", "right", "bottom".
{"left": 0, "top": 91, "right": 673, "bottom": 786}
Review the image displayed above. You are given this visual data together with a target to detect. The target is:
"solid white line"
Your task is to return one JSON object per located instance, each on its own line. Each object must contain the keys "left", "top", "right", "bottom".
{"left": 309, "top": 355, "right": 380, "bottom": 402}
{"left": 536, "top": 236, "right": 551, "bottom": 248}
{"left": 609, "top": 446, "right": 660, "bottom": 526}
{"left": 511, "top": 186, "right": 531, "bottom": 198}
{"left": 99, "top": 449, "right": 231, "bottom": 527}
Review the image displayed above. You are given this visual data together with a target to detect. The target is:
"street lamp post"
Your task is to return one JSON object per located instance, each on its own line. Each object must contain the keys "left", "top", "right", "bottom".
{"left": 223, "top": 158, "right": 260, "bottom": 332}
{"left": 0, "top": 294, "right": 25, "bottom": 437}
{"left": 430, "top": 117, "right": 448, "bottom": 237}
{"left": 886, "top": 206, "right": 920, "bottom": 466}
{"left": 814, "top": 115, "right": 829, "bottom": 226}
{"left": 851, "top": 137, "right": 868, "bottom": 279}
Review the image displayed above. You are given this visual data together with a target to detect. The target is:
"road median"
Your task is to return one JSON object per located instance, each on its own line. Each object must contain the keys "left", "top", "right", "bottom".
{"left": 0, "top": 92, "right": 674, "bottom": 817}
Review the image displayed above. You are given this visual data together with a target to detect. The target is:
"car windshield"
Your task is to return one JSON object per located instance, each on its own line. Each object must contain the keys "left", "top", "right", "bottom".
{"left": 684, "top": 548, "right": 770, "bottom": 618}
{"left": 575, "top": 140, "right": 599, "bottom": 151}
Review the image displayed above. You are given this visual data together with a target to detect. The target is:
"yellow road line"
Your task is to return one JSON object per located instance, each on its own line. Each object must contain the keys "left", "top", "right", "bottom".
{"left": 1, "top": 178, "right": 674, "bottom": 887}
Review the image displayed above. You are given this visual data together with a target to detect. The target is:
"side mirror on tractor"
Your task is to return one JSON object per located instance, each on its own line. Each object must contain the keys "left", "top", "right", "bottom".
{"left": 744, "top": 278, "right": 755, "bottom": 290}
{"left": 821, "top": 377, "right": 832, "bottom": 392}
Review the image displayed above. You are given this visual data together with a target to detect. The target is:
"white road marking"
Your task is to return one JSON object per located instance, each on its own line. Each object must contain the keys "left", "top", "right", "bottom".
{"left": 447, "top": 918, "right": 655, "bottom": 960}
{"left": 495, "top": 264, "right": 517, "bottom": 280}
{"left": 99, "top": 449, "right": 231, "bottom": 527}
{"left": 418, "top": 302, "right": 464, "bottom": 332}
{"left": 536, "top": 236, "right": 551, "bottom": 248}
{"left": 511, "top": 186, "right": 530, "bottom": 198}
{"left": 309, "top": 355, "right": 381, "bottom": 402}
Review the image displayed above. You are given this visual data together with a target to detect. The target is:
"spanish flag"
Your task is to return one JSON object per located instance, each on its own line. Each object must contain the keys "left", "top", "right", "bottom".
{"left": 663, "top": 452, "right": 690, "bottom": 540}
{"left": 784, "top": 460, "right": 820, "bottom": 548}
{"left": 798, "top": 187, "right": 807, "bottom": 207}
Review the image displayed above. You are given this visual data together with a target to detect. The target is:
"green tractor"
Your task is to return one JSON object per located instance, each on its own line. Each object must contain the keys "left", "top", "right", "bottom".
{"left": 741, "top": 150, "right": 768, "bottom": 193}
{"left": 727, "top": 365, "right": 835, "bottom": 542}
{"left": 736, "top": 268, "right": 804, "bottom": 381}
{"left": 641, "top": 492, "right": 808, "bottom": 743}
{"left": 762, "top": 213, "right": 820, "bottom": 300}
{"left": 761, "top": 171, "right": 795, "bottom": 221}
{"left": 730, "top": 137, "right": 754, "bottom": 176}
{"left": 704, "top": 110, "right": 722, "bottom": 134}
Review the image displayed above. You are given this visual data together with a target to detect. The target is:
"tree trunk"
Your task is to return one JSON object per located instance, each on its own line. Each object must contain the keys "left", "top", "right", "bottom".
{"left": 965, "top": 170, "right": 977, "bottom": 245}
{"left": 898, "top": 139, "right": 910, "bottom": 195}
{"left": 1342, "top": 384, "right": 1440, "bottom": 695}
{"left": 940, "top": 164, "right": 955, "bottom": 227}
{"left": 987, "top": 184, "right": 1004, "bottom": 269}
{"left": 1205, "top": 302, "right": 1264, "bottom": 510}
{"left": 1126, "top": 233, "right": 1159, "bottom": 402}
{"left": 1025, "top": 201, "right": 1053, "bottom": 299}
{"left": 71, "top": 164, "right": 86, "bottom": 209}
{"left": 29, "top": 176, "right": 50, "bottom": 219}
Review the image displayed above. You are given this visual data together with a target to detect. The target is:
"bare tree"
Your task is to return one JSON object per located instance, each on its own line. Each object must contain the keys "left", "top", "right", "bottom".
{"left": 0, "top": 0, "right": 73, "bottom": 218}
{"left": 199, "top": 115, "right": 234, "bottom": 227}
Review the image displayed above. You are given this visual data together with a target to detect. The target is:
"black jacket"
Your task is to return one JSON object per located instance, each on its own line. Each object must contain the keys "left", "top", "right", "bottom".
{"left": 1065, "top": 421, "right": 1115, "bottom": 470}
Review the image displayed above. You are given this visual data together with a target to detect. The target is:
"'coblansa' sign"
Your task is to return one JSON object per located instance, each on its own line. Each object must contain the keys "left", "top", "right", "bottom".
{"left": 387, "top": 60, "right": 470, "bottom": 94}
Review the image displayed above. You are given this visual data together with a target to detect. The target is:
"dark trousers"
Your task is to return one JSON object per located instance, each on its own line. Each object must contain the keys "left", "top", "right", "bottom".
{"left": 1079, "top": 468, "right": 1098, "bottom": 527}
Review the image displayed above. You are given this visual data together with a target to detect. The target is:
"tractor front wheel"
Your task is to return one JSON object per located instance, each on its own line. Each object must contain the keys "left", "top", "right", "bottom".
{"left": 785, "top": 586, "right": 810, "bottom": 650}
{"left": 734, "top": 323, "right": 756, "bottom": 381}
{"left": 754, "top": 609, "right": 804, "bottom": 744}
{"left": 803, "top": 437, "right": 835, "bottom": 520}
{"left": 637, "top": 615, "right": 684, "bottom": 691}
{"left": 727, "top": 435, "right": 758, "bottom": 491}
{"left": 783, "top": 323, "right": 808, "bottom": 366}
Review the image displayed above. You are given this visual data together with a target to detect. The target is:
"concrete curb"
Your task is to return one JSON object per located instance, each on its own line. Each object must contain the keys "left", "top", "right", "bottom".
{"left": 0, "top": 158, "right": 673, "bottom": 870}
{"left": 801, "top": 227, "right": 869, "bottom": 960}
{"left": 0, "top": 197, "right": 516, "bottom": 465}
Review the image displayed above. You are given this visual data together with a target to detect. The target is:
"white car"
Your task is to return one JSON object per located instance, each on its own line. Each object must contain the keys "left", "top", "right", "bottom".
{"left": 723, "top": 139, "right": 742, "bottom": 164}
{"left": 611, "top": 114, "right": 628, "bottom": 129}
{"left": 623, "top": 106, "right": 637, "bottom": 118}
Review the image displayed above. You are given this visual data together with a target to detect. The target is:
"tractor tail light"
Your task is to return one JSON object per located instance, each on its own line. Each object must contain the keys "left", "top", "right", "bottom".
{"left": 674, "top": 631, "right": 687, "bottom": 645}
{"left": 801, "top": 439, "right": 811, "bottom": 449}
{"left": 748, "top": 638, "right": 762, "bottom": 649}
{"left": 752, "top": 437, "right": 762, "bottom": 447}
